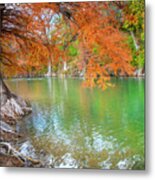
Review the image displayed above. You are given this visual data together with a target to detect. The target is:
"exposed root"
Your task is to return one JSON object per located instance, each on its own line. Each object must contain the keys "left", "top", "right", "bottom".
{"left": 0, "top": 79, "right": 34, "bottom": 167}
{"left": 1, "top": 97, "right": 32, "bottom": 121}
{"left": 0, "top": 120, "right": 15, "bottom": 133}
{"left": 0, "top": 142, "right": 42, "bottom": 167}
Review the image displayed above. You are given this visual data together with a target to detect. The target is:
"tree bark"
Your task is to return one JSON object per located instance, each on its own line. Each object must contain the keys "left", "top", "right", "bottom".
{"left": 0, "top": 5, "right": 35, "bottom": 167}
{"left": 0, "top": 5, "right": 12, "bottom": 100}
{"left": 45, "top": 47, "right": 53, "bottom": 77}
{"left": 0, "top": 5, "right": 15, "bottom": 100}
{"left": 130, "top": 31, "right": 139, "bottom": 51}
{"left": 46, "top": 60, "right": 52, "bottom": 77}
{"left": 63, "top": 61, "right": 67, "bottom": 72}
{"left": 130, "top": 31, "right": 144, "bottom": 76}
{"left": 0, "top": 72, "right": 12, "bottom": 98}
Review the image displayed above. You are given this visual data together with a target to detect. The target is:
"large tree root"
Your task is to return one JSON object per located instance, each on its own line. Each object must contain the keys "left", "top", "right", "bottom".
{"left": 1, "top": 95, "right": 32, "bottom": 122}
{"left": 0, "top": 142, "right": 42, "bottom": 167}
{"left": 0, "top": 79, "right": 34, "bottom": 167}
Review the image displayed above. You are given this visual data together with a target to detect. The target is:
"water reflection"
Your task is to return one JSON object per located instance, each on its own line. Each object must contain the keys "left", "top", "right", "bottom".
{"left": 6, "top": 77, "right": 144, "bottom": 169}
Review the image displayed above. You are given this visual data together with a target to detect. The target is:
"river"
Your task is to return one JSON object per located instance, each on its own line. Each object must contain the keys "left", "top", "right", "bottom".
{"left": 6, "top": 77, "right": 145, "bottom": 169}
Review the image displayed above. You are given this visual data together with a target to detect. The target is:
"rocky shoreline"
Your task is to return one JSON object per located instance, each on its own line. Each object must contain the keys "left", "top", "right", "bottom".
{"left": 0, "top": 86, "right": 69, "bottom": 168}
{"left": 0, "top": 85, "right": 44, "bottom": 167}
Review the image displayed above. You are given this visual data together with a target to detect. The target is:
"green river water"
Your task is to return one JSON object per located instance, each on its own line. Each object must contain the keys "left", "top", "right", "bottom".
{"left": 6, "top": 77, "right": 145, "bottom": 169}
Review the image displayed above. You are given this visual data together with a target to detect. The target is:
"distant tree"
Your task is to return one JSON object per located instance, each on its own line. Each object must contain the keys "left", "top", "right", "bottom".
{"left": 122, "top": 0, "right": 145, "bottom": 71}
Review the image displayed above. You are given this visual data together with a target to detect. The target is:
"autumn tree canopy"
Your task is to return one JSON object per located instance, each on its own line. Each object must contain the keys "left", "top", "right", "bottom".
{"left": 0, "top": 1, "right": 144, "bottom": 90}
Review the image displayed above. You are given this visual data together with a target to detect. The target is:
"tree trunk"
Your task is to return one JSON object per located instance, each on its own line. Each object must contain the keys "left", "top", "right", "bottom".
{"left": 46, "top": 60, "right": 52, "bottom": 77}
{"left": 0, "top": 3, "right": 32, "bottom": 114}
{"left": 0, "top": 4, "right": 42, "bottom": 168}
{"left": 63, "top": 61, "right": 67, "bottom": 72}
{"left": 0, "top": 72, "right": 12, "bottom": 99}
{"left": 130, "top": 31, "right": 139, "bottom": 51}
{"left": 45, "top": 46, "right": 53, "bottom": 77}
{"left": 0, "top": 4, "right": 11, "bottom": 103}
{"left": 130, "top": 31, "right": 144, "bottom": 76}
{"left": 0, "top": 5, "right": 32, "bottom": 119}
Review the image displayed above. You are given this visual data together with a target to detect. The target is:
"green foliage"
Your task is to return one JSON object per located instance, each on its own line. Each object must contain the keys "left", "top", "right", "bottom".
{"left": 93, "top": 47, "right": 99, "bottom": 55}
{"left": 68, "top": 45, "right": 78, "bottom": 56}
{"left": 58, "top": 45, "right": 64, "bottom": 51}
{"left": 123, "top": 1, "right": 145, "bottom": 69}
{"left": 123, "top": 1, "right": 144, "bottom": 33}
{"left": 52, "top": 65, "right": 58, "bottom": 73}
{"left": 128, "top": 35, "right": 144, "bottom": 68}
{"left": 135, "top": 49, "right": 145, "bottom": 68}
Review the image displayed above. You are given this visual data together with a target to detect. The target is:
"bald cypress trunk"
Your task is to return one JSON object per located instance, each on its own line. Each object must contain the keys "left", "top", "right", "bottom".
{"left": 0, "top": 4, "right": 32, "bottom": 120}
{"left": 130, "top": 31, "right": 144, "bottom": 76}
{"left": 0, "top": 5, "right": 35, "bottom": 167}
{"left": 130, "top": 31, "right": 139, "bottom": 51}
{"left": 46, "top": 60, "right": 52, "bottom": 77}
{"left": 0, "top": 5, "right": 11, "bottom": 100}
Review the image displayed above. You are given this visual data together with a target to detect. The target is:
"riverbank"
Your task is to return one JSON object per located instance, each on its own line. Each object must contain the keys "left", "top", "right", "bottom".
{"left": 0, "top": 78, "right": 79, "bottom": 168}
{"left": 3, "top": 67, "right": 145, "bottom": 80}
{"left": 0, "top": 82, "right": 40, "bottom": 167}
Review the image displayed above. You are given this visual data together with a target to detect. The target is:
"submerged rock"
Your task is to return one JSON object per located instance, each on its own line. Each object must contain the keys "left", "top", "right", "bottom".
{"left": 55, "top": 153, "right": 79, "bottom": 168}
{"left": 116, "top": 155, "right": 144, "bottom": 170}
{"left": 19, "top": 141, "right": 38, "bottom": 159}
{"left": 117, "top": 159, "right": 130, "bottom": 169}
{"left": 99, "top": 157, "right": 112, "bottom": 169}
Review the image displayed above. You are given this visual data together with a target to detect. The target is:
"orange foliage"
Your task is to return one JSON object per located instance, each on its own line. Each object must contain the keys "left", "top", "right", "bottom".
{"left": 0, "top": 2, "right": 134, "bottom": 89}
